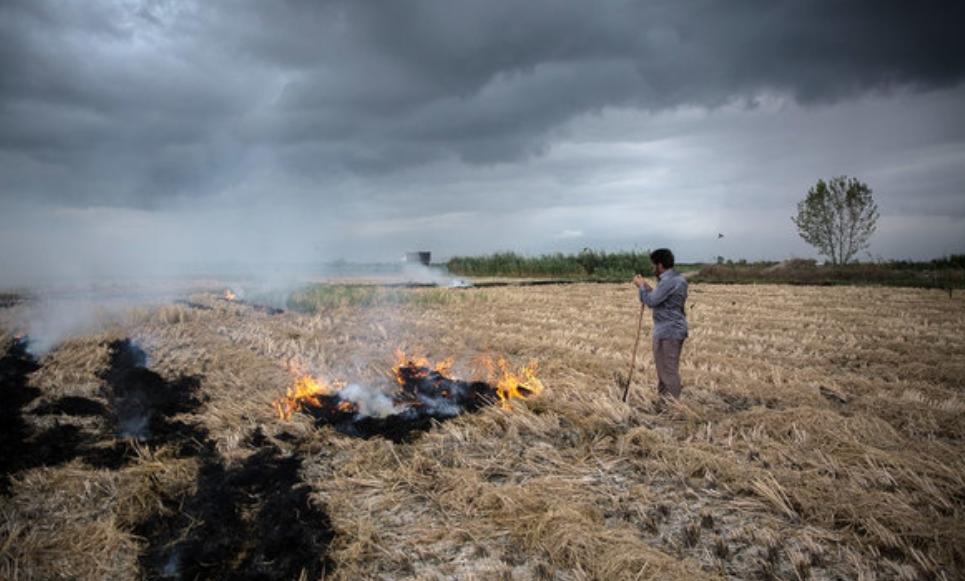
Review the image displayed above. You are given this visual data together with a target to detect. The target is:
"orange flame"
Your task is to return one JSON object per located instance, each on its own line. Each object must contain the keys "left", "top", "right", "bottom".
{"left": 391, "top": 349, "right": 453, "bottom": 385}
{"left": 274, "top": 374, "right": 342, "bottom": 420}
{"left": 277, "top": 351, "right": 544, "bottom": 421}
{"left": 223, "top": 289, "right": 237, "bottom": 301}
{"left": 475, "top": 355, "right": 545, "bottom": 408}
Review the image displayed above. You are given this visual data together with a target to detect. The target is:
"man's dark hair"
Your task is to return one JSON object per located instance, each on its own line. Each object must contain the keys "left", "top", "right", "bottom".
{"left": 650, "top": 248, "right": 675, "bottom": 269}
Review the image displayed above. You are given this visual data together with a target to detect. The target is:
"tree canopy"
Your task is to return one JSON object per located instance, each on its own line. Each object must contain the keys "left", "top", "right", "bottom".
{"left": 792, "top": 176, "right": 879, "bottom": 265}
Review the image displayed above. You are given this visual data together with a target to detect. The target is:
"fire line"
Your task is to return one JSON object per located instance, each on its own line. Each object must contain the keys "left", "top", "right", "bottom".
{"left": 273, "top": 351, "right": 544, "bottom": 441}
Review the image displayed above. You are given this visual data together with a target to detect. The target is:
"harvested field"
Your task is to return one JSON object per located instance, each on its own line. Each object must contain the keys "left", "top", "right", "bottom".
{"left": 1, "top": 283, "right": 964, "bottom": 579}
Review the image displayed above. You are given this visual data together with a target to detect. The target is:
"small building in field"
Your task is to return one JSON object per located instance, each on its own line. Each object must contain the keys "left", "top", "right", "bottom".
{"left": 405, "top": 251, "right": 431, "bottom": 266}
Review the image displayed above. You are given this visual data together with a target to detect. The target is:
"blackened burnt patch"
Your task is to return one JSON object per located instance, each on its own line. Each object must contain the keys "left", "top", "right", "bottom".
{"left": 0, "top": 338, "right": 41, "bottom": 492}
{"left": 395, "top": 367, "right": 497, "bottom": 413}
{"left": 0, "top": 338, "right": 210, "bottom": 482}
{"left": 299, "top": 366, "right": 499, "bottom": 443}
{"left": 32, "top": 395, "right": 107, "bottom": 417}
{"left": 2, "top": 337, "right": 335, "bottom": 577}
{"left": 248, "top": 302, "right": 284, "bottom": 315}
{"left": 137, "top": 435, "right": 333, "bottom": 580}
{"left": 222, "top": 296, "right": 285, "bottom": 315}
{"left": 173, "top": 299, "right": 214, "bottom": 310}
{"left": 0, "top": 338, "right": 123, "bottom": 480}
{"left": 99, "top": 339, "right": 203, "bottom": 443}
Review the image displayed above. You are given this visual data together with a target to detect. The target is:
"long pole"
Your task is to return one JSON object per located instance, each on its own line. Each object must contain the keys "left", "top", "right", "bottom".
{"left": 622, "top": 303, "right": 646, "bottom": 402}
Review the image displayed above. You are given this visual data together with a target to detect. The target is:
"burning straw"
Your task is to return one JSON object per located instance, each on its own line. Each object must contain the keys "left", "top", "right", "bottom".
{"left": 274, "top": 350, "right": 543, "bottom": 441}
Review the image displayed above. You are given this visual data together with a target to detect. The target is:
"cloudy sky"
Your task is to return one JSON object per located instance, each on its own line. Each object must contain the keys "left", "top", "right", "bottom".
{"left": 1, "top": 0, "right": 963, "bottom": 283}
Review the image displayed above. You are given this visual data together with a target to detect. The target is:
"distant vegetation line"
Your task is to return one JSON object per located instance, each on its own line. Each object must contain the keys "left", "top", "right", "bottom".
{"left": 445, "top": 251, "right": 965, "bottom": 288}
{"left": 695, "top": 258, "right": 965, "bottom": 289}
{"left": 286, "top": 285, "right": 485, "bottom": 312}
{"left": 446, "top": 250, "right": 700, "bottom": 279}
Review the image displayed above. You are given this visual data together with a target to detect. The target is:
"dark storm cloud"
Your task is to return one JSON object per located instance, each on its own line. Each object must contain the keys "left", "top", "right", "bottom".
{"left": 0, "top": 0, "right": 257, "bottom": 206}
{"left": 0, "top": 0, "right": 963, "bottom": 206}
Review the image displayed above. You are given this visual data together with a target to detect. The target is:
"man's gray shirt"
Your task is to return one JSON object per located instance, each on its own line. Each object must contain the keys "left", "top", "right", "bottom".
{"left": 639, "top": 269, "right": 689, "bottom": 340}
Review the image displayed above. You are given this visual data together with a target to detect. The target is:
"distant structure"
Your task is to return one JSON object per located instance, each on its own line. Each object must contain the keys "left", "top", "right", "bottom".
{"left": 405, "top": 251, "right": 431, "bottom": 266}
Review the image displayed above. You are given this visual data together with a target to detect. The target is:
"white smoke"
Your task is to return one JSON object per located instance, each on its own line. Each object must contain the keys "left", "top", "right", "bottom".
{"left": 6, "top": 294, "right": 164, "bottom": 356}
{"left": 338, "top": 383, "right": 397, "bottom": 418}
{"left": 414, "top": 395, "right": 462, "bottom": 418}
{"left": 400, "top": 262, "right": 472, "bottom": 288}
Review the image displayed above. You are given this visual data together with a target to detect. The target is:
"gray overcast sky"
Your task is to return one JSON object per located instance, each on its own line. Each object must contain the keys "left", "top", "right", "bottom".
{"left": 1, "top": 0, "right": 964, "bottom": 283}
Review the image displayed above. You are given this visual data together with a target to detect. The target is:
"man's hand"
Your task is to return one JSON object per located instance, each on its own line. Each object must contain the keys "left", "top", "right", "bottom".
{"left": 633, "top": 274, "right": 653, "bottom": 290}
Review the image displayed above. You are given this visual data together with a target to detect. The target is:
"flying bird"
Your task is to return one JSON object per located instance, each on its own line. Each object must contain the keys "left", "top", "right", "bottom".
{"left": 717, "top": 233, "right": 725, "bottom": 239}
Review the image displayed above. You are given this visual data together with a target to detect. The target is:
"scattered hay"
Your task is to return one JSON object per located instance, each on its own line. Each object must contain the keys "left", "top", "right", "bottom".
{"left": 2, "top": 283, "right": 964, "bottom": 579}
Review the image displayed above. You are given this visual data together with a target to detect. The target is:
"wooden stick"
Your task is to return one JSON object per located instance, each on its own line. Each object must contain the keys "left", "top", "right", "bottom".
{"left": 622, "top": 303, "right": 646, "bottom": 402}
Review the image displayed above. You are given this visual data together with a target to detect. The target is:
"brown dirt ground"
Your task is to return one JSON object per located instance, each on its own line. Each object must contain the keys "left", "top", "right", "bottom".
{"left": 1, "top": 283, "right": 964, "bottom": 580}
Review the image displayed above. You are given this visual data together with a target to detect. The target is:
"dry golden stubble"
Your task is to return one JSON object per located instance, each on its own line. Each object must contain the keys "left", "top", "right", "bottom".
{"left": 0, "top": 466, "right": 143, "bottom": 580}
{"left": 2, "top": 283, "right": 963, "bottom": 579}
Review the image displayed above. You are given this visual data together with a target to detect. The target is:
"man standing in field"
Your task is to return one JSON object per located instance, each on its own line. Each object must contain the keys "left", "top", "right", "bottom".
{"left": 633, "top": 248, "right": 688, "bottom": 403}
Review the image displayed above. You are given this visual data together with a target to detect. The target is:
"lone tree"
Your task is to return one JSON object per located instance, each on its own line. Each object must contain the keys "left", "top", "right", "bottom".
{"left": 792, "top": 176, "right": 879, "bottom": 265}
